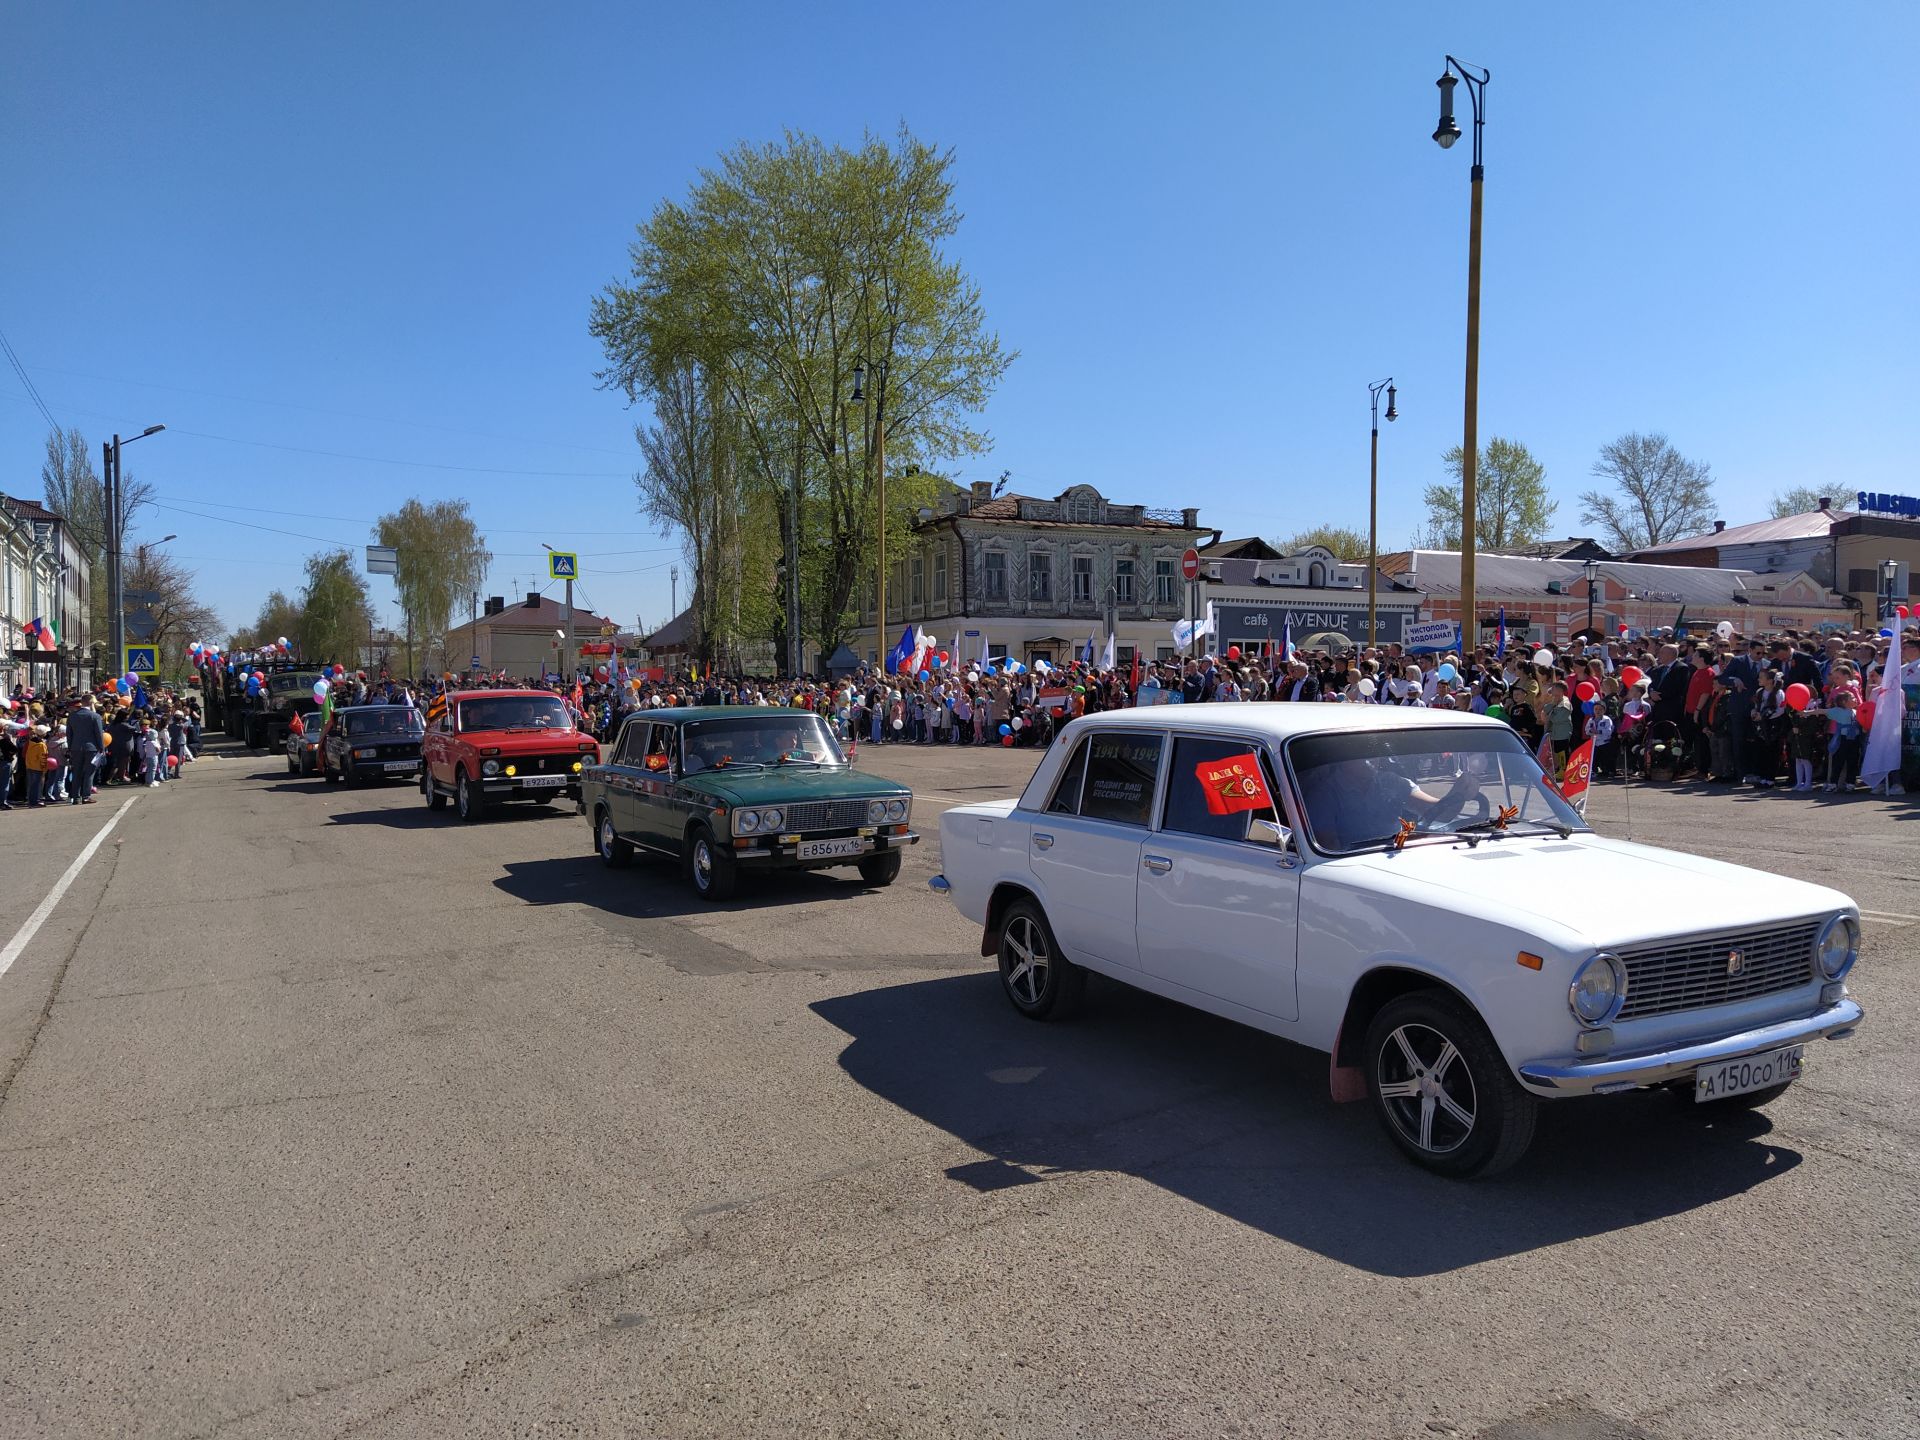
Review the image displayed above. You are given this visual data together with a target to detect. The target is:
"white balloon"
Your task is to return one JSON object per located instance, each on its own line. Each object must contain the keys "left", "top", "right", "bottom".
{"left": 1715, "top": 620, "right": 1734, "bottom": 640}
{"left": 1534, "top": 648, "right": 1556, "bottom": 669}
{"left": 1358, "top": 678, "right": 1377, "bottom": 697}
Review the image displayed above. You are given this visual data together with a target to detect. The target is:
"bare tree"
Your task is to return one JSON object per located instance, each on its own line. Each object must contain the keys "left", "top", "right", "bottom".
{"left": 41, "top": 426, "right": 154, "bottom": 645}
{"left": 1579, "top": 433, "right": 1716, "bottom": 551}
{"left": 124, "top": 545, "right": 220, "bottom": 670}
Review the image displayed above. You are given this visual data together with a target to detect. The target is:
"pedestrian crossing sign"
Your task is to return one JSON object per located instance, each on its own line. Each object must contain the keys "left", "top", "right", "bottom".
{"left": 547, "top": 551, "right": 579, "bottom": 580}
{"left": 123, "top": 644, "right": 159, "bottom": 675}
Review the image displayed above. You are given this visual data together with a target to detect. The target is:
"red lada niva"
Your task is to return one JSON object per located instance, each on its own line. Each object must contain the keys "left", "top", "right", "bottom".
{"left": 421, "top": 689, "right": 601, "bottom": 822}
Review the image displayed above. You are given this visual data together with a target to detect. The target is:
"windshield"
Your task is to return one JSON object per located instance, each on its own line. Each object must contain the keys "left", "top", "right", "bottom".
{"left": 1289, "top": 726, "right": 1587, "bottom": 855}
{"left": 458, "top": 696, "right": 573, "bottom": 732}
{"left": 269, "top": 673, "right": 323, "bottom": 695}
{"left": 681, "top": 714, "right": 845, "bottom": 773}
{"left": 345, "top": 708, "right": 424, "bottom": 738}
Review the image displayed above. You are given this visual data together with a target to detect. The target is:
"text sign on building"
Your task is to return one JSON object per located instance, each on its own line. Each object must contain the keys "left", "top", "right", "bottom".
{"left": 547, "top": 551, "right": 579, "bottom": 580}
{"left": 1857, "top": 491, "right": 1920, "bottom": 518}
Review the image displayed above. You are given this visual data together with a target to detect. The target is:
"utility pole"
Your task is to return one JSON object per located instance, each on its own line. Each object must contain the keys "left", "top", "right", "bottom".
{"left": 562, "top": 577, "right": 573, "bottom": 682}
{"left": 103, "top": 439, "right": 118, "bottom": 667}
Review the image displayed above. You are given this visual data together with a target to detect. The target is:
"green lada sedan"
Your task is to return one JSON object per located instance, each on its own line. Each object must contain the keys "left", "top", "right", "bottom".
{"left": 580, "top": 706, "right": 918, "bottom": 901}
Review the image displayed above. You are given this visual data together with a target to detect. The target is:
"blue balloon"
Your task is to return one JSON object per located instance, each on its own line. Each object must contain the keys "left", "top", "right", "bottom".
{"left": 998, "top": 723, "right": 1012, "bottom": 736}
{"left": 1437, "top": 663, "right": 1458, "bottom": 683}
{"left": 1879, "top": 628, "right": 1894, "bottom": 638}
{"left": 115, "top": 679, "right": 130, "bottom": 695}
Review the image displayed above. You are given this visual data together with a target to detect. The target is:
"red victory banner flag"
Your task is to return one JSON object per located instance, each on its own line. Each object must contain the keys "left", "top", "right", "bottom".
{"left": 1195, "top": 751, "right": 1274, "bottom": 816}
{"left": 1560, "top": 738, "right": 1595, "bottom": 815}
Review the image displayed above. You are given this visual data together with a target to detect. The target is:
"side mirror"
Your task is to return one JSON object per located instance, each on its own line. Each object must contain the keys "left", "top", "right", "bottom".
{"left": 1249, "top": 817, "right": 1296, "bottom": 852}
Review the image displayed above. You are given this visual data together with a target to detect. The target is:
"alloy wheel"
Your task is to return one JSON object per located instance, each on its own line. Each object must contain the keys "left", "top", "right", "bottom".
{"left": 1375, "top": 1022, "right": 1477, "bottom": 1155}
{"left": 1003, "top": 915, "right": 1049, "bottom": 1005}
{"left": 692, "top": 838, "right": 713, "bottom": 890}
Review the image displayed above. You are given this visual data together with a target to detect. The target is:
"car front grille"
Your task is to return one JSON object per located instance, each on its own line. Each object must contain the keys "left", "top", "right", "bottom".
{"left": 783, "top": 799, "right": 873, "bottom": 833}
{"left": 1616, "top": 921, "right": 1820, "bottom": 1021}
{"left": 517, "top": 753, "right": 579, "bottom": 775}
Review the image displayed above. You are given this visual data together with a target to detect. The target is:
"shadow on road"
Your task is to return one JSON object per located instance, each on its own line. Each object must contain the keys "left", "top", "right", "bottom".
{"left": 493, "top": 853, "right": 892, "bottom": 921}
{"left": 328, "top": 802, "right": 566, "bottom": 829}
{"left": 811, "top": 973, "right": 1801, "bottom": 1278}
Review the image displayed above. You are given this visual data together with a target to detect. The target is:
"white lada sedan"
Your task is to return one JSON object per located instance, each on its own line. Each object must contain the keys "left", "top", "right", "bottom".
{"left": 928, "top": 704, "right": 1864, "bottom": 1178}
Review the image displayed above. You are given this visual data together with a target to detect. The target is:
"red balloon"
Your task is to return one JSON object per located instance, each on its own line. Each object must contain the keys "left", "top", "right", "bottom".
{"left": 1575, "top": 681, "right": 1598, "bottom": 702}
{"left": 1899, "top": 605, "right": 1912, "bottom": 619}
{"left": 1619, "top": 665, "right": 1644, "bottom": 688}
{"left": 937, "top": 651, "right": 950, "bottom": 665}
{"left": 1227, "top": 645, "right": 1242, "bottom": 660}
{"left": 1784, "top": 682, "right": 1812, "bottom": 712}
{"left": 1001, "top": 734, "right": 1015, "bottom": 747}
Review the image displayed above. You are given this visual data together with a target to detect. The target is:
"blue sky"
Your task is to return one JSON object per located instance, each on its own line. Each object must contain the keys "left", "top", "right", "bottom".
{"left": 4, "top": 2, "right": 1914, "bottom": 639}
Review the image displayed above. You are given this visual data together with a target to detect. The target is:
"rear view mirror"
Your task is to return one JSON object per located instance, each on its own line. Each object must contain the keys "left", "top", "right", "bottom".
{"left": 1249, "top": 817, "right": 1295, "bottom": 852}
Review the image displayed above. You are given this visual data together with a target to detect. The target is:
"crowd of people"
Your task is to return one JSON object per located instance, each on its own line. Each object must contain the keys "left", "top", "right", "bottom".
{"left": 2, "top": 681, "right": 204, "bottom": 809}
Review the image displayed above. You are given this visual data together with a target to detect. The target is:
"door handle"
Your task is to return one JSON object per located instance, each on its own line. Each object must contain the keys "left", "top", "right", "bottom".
{"left": 1143, "top": 855, "right": 1172, "bottom": 874}
{"left": 1032, "top": 833, "right": 1054, "bottom": 851}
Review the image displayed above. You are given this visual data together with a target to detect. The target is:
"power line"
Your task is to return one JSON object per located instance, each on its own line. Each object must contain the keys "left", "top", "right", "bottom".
{"left": 0, "top": 326, "right": 60, "bottom": 432}
{"left": 154, "top": 491, "right": 665, "bottom": 537}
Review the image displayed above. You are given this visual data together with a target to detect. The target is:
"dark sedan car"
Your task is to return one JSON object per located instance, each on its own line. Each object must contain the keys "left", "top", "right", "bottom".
{"left": 284, "top": 723, "right": 322, "bottom": 776}
{"left": 321, "top": 704, "right": 425, "bottom": 783}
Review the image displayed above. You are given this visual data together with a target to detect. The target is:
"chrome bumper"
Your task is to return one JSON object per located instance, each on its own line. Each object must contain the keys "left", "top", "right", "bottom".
{"left": 1518, "top": 997, "right": 1863, "bottom": 1094}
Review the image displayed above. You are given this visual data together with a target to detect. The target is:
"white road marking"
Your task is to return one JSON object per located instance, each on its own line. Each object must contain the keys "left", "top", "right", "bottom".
{"left": 1860, "top": 911, "right": 1917, "bottom": 928}
{"left": 0, "top": 796, "right": 139, "bottom": 980}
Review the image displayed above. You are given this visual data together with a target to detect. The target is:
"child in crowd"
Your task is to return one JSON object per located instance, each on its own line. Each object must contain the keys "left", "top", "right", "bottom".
{"left": 1825, "top": 688, "right": 1865, "bottom": 792}
{"left": 1789, "top": 697, "right": 1825, "bottom": 791}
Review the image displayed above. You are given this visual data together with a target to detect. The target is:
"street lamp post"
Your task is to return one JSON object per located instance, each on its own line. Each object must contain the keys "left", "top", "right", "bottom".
{"left": 1432, "top": 56, "right": 1489, "bottom": 654}
{"left": 1584, "top": 557, "right": 1600, "bottom": 638}
{"left": 1368, "top": 378, "right": 1397, "bottom": 647}
{"left": 104, "top": 424, "right": 166, "bottom": 669}
{"left": 1881, "top": 558, "right": 1900, "bottom": 622}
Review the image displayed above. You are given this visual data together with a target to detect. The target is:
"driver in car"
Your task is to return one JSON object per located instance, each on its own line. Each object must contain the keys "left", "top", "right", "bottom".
{"left": 1302, "top": 756, "right": 1481, "bottom": 851}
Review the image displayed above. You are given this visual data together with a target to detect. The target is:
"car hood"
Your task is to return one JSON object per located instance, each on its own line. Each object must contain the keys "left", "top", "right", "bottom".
{"left": 1323, "top": 831, "right": 1854, "bottom": 954}
{"left": 459, "top": 730, "right": 593, "bottom": 753}
{"left": 683, "top": 767, "right": 908, "bottom": 807}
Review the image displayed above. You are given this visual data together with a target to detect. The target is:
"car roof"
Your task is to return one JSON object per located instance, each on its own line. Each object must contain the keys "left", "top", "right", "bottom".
{"left": 1057, "top": 702, "right": 1507, "bottom": 742}
{"left": 453, "top": 689, "right": 562, "bottom": 702}
{"left": 630, "top": 706, "right": 816, "bottom": 726}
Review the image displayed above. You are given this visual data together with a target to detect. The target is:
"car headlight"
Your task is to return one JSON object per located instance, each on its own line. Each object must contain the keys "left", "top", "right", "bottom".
{"left": 482, "top": 760, "right": 500, "bottom": 776}
{"left": 735, "top": 809, "right": 761, "bottom": 835}
{"left": 759, "top": 808, "right": 783, "bottom": 831}
{"left": 886, "top": 798, "right": 909, "bottom": 822}
{"left": 1815, "top": 914, "right": 1859, "bottom": 980}
{"left": 354, "top": 748, "right": 375, "bottom": 760}
{"left": 867, "top": 799, "right": 889, "bottom": 824}
{"left": 571, "top": 761, "right": 583, "bottom": 773}
{"left": 1568, "top": 953, "right": 1627, "bottom": 1026}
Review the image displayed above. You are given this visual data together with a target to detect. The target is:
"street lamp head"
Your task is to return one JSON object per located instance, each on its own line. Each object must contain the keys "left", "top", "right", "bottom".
{"left": 850, "top": 359, "right": 865, "bottom": 403}
{"left": 1433, "top": 72, "right": 1462, "bottom": 148}
{"left": 1384, "top": 385, "right": 1398, "bottom": 422}
{"left": 142, "top": 424, "right": 166, "bottom": 437}
{"left": 160, "top": 534, "right": 178, "bottom": 544}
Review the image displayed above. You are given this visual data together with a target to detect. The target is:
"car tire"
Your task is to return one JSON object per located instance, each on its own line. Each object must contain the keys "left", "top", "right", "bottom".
{"left": 597, "top": 810, "right": 633, "bottom": 869}
{"left": 1364, "top": 990, "right": 1537, "bottom": 1180}
{"left": 995, "top": 897, "right": 1085, "bottom": 1021}
{"left": 423, "top": 772, "right": 447, "bottom": 811}
{"left": 1683, "top": 1080, "right": 1795, "bottom": 1113}
{"left": 322, "top": 757, "right": 339, "bottom": 784}
{"left": 685, "top": 825, "right": 737, "bottom": 902}
{"left": 456, "top": 772, "right": 484, "bottom": 823}
{"left": 856, "top": 850, "right": 903, "bottom": 887}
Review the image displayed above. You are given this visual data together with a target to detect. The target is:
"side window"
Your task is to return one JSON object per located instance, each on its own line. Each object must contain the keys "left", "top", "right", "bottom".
{"left": 1078, "top": 732, "right": 1164, "bottom": 827}
{"left": 1163, "top": 736, "right": 1281, "bottom": 843}
{"left": 615, "top": 722, "right": 650, "bottom": 767}
{"left": 1047, "top": 739, "right": 1089, "bottom": 814}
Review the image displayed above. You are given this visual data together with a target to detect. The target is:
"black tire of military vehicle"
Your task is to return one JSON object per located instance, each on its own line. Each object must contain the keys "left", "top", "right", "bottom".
{"left": 1363, "top": 990, "right": 1537, "bottom": 1180}
{"left": 685, "top": 823, "right": 737, "bottom": 901}
{"left": 455, "top": 771, "right": 484, "bottom": 823}
{"left": 422, "top": 772, "right": 446, "bottom": 811}
{"left": 857, "top": 850, "right": 902, "bottom": 887}
{"left": 597, "top": 810, "right": 632, "bottom": 869}
{"left": 995, "top": 897, "right": 1084, "bottom": 1021}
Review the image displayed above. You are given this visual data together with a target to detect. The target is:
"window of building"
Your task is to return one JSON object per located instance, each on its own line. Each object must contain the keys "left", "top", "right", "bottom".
{"left": 1072, "top": 555, "right": 1094, "bottom": 603}
{"left": 983, "top": 551, "right": 1007, "bottom": 600}
{"left": 1155, "top": 558, "right": 1177, "bottom": 605}
{"left": 1115, "top": 557, "right": 1135, "bottom": 605}
{"left": 1028, "top": 551, "right": 1053, "bottom": 603}
{"left": 1117, "top": 645, "right": 1136, "bottom": 669}
{"left": 933, "top": 548, "right": 947, "bottom": 603}
{"left": 910, "top": 554, "right": 924, "bottom": 606}
{"left": 1308, "top": 561, "right": 1327, "bottom": 587}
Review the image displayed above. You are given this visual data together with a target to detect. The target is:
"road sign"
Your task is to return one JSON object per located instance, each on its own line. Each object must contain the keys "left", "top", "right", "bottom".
{"left": 1181, "top": 547, "right": 1201, "bottom": 581}
{"left": 123, "top": 644, "right": 159, "bottom": 675}
{"left": 125, "top": 612, "right": 158, "bottom": 641}
{"left": 366, "top": 545, "right": 398, "bottom": 576}
{"left": 471, "top": 655, "right": 483, "bottom": 670}
{"left": 547, "top": 551, "right": 579, "bottom": 580}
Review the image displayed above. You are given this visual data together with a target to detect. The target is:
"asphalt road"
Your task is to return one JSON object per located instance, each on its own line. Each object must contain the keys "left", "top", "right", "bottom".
{"left": 1, "top": 738, "right": 1915, "bottom": 1440}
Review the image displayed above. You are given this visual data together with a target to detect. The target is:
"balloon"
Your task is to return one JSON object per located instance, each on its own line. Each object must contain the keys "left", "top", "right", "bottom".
{"left": 1437, "top": 663, "right": 1458, "bottom": 682}
{"left": 277, "top": 636, "right": 289, "bottom": 647}
{"left": 1011, "top": 717, "right": 1024, "bottom": 730}
{"left": 1575, "top": 681, "right": 1598, "bottom": 702}
{"left": 891, "top": 719, "right": 903, "bottom": 732}
{"left": 1485, "top": 703, "right": 1506, "bottom": 719}
{"left": 937, "top": 651, "right": 950, "bottom": 666}
{"left": 1784, "top": 683, "right": 1812, "bottom": 712}
{"left": 115, "top": 679, "right": 130, "bottom": 695}
{"left": 1002, "top": 735, "right": 1015, "bottom": 747}
{"left": 1227, "top": 645, "right": 1242, "bottom": 660}
{"left": 1899, "top": 605, "right": 1912, "bottom": 619}
{"left": 312, "top": 682, "right": 329, "bottom": 703}
{"left": 1533, "top": 649, "right": 1555, "bottom": 669}
{"left": 1715, "top": 620, "right": 1734, "bottom": 640}
{"left": 1879, "top": 628, "right": 1894, "bottom": 639}
{"left": 332, "top": 664, "right": 345, "bottom": 677}
{"left": 1618, "top": 624, "right": 1629, "bottom": 636}
{"left": 1619, "top": 665, "right": 1644, "bottom": 687}
{"left": 998, "top": 723, "right": 1012, "bottom": 736}
{"left": 1357, "top": 678, "right": 1377, "bottom": 697}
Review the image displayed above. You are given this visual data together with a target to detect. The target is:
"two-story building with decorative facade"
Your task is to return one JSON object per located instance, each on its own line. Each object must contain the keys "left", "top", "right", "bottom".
{"left": 852, "top": 482, "right": 1214, "bottom": 670}
{"left": 2, "top": 494, "right": 92, "bottom": 692}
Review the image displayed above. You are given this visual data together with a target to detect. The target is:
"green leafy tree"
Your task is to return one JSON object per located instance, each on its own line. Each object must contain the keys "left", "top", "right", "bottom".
{"left": 1421, "top": 438, "right": 1555, "bottom": 551}
{"left": 1578, "top": 432, "right": 1715, "bottom": 551}
{"left": 373, "top": 498, "right": 490, "bottom": 674}
{"left": 234, "top": 590, "right": 303, "bottom": 650}
{"left": 297, "top": 550, "right": 375, "bottom": 666}
{"left": 1275, "top": 525, "right": 1371, "bottom": 561}
{"left": 1769, "top": 484, "right": 1838, "bottom": 518}
{"left": 592, "top": 127, "right": 1013, "bottom": 661}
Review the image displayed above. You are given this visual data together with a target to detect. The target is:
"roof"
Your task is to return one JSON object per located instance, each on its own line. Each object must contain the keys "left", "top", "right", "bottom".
{"left": 643, "top": 606, "right": 696, "bottom": 648}
{"left": 1487, "top": 537, "right": 1613, "bottom": 560}
{"left": 640, "top": 706, "right": 804, "bottom": 724}
{"left": 1200, "top": 536, "right": 1285, "bottom": 560}
{"left": 3, "top": 495, "right": 62, "bottom": 523}
{"left": 1385, "top": 550, "right": 1833, "bottom": 607}
{"left": 463, "top": 597, "right": 616, "bottom": 630}
{"left": 1633, "top": 509, "right": 1845, "bottom": 556}
{"left": 953, "top": 492, "right": 1192, "bottom": 531}
{"left": 1206, "top": 556, "right": 1417, "bottom": 595}
{"left": 1058, "top": 701, "right": 1504, "bottom": 739}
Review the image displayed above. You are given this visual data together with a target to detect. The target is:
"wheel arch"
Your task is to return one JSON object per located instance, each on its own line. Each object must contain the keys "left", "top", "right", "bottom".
{"left": 1330, "top": 966, "right": 1480, "bottom": 1102}
{"left": 981, "top": 881, "right": 1042, "bottom": 958}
